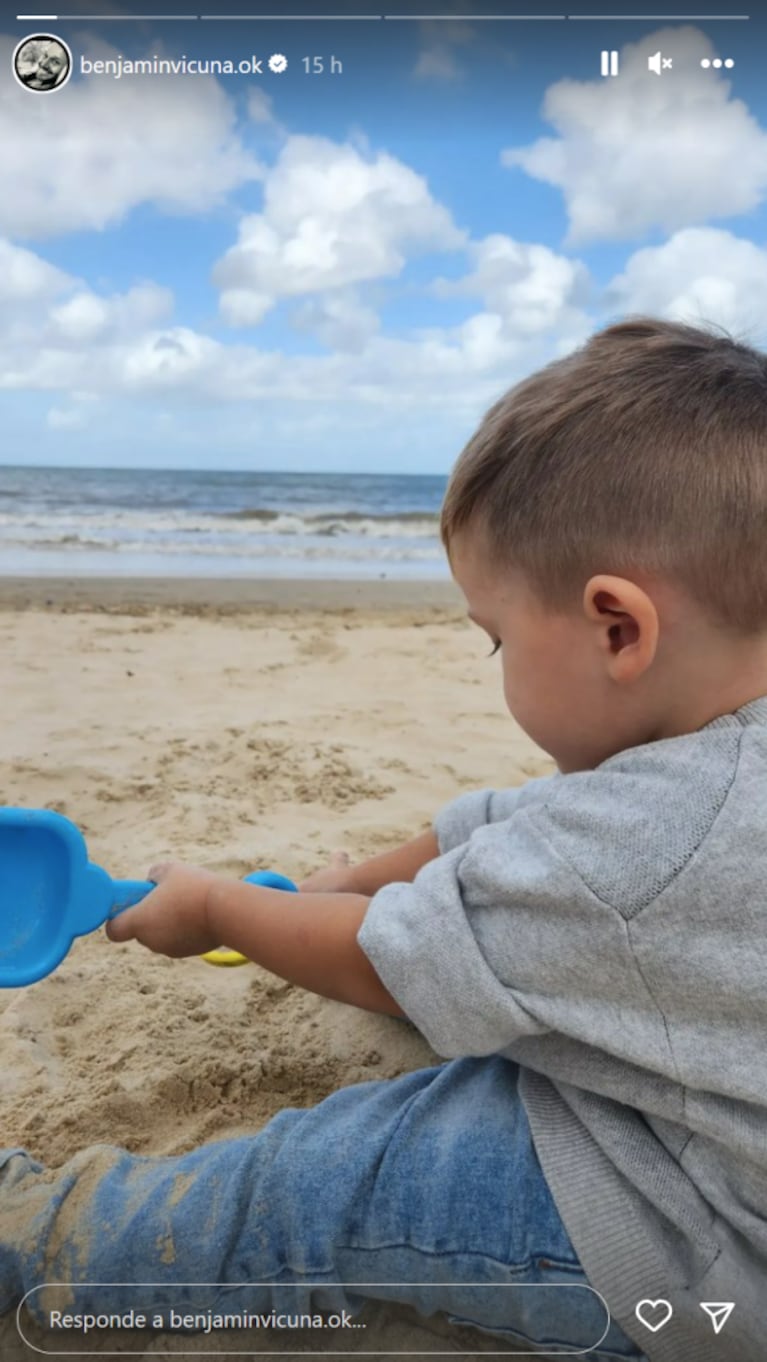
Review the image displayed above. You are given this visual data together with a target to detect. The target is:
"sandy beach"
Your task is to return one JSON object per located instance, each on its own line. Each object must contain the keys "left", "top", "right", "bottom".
{"left": 0, "top": 577, "right": 556, "bottom": 1360}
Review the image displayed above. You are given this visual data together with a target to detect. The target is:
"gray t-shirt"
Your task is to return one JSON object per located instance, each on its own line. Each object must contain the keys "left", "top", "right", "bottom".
{"left": 357, "top": 695, "right": 767, "bottom": 1362}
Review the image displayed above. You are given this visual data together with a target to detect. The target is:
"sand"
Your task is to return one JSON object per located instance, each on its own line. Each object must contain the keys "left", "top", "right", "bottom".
{"left": 0, "top": 577, "right": 556, "bottom": 1361}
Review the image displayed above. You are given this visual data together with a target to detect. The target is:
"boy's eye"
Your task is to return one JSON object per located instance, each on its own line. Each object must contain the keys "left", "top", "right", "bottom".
{"left": 488, "top": 638, "right": 501, "bottom": 657}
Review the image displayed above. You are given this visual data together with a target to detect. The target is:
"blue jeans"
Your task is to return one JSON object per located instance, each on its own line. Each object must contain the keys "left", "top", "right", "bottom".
{"left": 0, "top": 1057, "right": 647, "bottom": 1358}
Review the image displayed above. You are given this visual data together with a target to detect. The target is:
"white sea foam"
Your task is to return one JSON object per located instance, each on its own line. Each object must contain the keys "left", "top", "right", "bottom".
{"left": 17, "top": 534, "right": 443, "bottom": 562}
{"left": 0, "top": 509, "right": 439, "bottom": 539}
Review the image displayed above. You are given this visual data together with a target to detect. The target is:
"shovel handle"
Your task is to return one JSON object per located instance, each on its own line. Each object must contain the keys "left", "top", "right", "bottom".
{"left": 108, "top": 870, "right": 297, "bottom": 920}
{"left": 110, "top": 880, "right": 156, "bottom": 915}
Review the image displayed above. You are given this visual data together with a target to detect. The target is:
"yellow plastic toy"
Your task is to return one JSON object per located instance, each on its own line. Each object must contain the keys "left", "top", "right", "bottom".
{"left": 201, "top": 945, "right": 250, "bottom": 966}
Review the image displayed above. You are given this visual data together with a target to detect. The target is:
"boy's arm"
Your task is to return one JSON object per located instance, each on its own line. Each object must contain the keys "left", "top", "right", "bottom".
{"left": 343, "top": 829, "right": 440, "bottom": 895}
{"left": 207, "top": 881, "right": 406, "bottom": 1017}
{"left": 107, "top": 862, "right": 408, "bottom": 1019}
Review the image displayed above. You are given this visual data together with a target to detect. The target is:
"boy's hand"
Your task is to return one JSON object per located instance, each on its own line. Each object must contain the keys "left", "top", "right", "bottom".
{"left": 298, "top": 850, "right": 356, "bottom": 894}
{"left": 105, "top": 860, "right": 221, "bottom": 957}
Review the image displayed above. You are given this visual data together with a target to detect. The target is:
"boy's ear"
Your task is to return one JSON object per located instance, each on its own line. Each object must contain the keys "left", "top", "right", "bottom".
{"left": 582, "top": 575, "right": 659, "bottom": 678}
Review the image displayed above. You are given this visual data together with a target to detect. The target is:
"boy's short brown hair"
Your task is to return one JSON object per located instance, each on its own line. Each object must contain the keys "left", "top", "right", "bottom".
{"left": 440, "top": 317, "right": 767, "bottom": 635}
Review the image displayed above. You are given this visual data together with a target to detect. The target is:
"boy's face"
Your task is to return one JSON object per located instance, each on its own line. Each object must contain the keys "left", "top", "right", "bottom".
{"left": 449, "top": 527, "right": 635, "bottom": 774}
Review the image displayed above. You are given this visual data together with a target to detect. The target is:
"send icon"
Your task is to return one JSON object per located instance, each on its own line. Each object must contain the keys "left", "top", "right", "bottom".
{"left": 700, "top": 1302, "right": 735, "bottom": 1335}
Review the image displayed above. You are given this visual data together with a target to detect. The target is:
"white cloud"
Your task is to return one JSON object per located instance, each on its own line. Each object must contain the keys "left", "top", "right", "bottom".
{"left": 121, "top": 327, "right": 224, "bottom": 390}
{"left": 0, "top": 240, "right": 79, "bottom": 360}
{"left": 433, "top": 233, "right": 591, "bottom": 337}
{"left": 0, "top": 230, "right": 591, "bottom": 414}
{"left": 48, "top": 283, "right": 173, "bottom": 344}
{"left": 0, "top": 34, "right": 260, "bottom": 237}
{"left": 0, "top": 239, "right": 71, "bottom": 300}
{"left": 292, "top": 292, "right": 381, "bottom": 352}
{"left": 605, "top": 228, "right": 767, "bottom": 339}
{"left": 247, "top": 88, "right": 275, "bottom": 123}
{"left": 0, "top": 236, "right": 184, "bottom": 394}
{"left": 213, "top": 134, "right": 466, "bottom": 325}
{"left": 49, "top": 294, "right": 110, "bottom": 343}
{"left": 503, "top": 26, "right": 767, "bottom": 244}
{"left": 0, "top": 228, "right": 181, "bottom": 420}
{"left": 3, "top": 307, "right": 584, "bottom": 411}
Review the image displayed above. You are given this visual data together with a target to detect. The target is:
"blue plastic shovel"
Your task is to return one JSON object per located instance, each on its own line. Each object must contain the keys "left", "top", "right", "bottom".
{"left": 0, "top": 807, "right": 296, "bottom": 988}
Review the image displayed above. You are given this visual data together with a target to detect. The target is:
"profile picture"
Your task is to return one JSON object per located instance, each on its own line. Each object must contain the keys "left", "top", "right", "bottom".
{"left": 13, "top": 33, "right": 72, "bottom": 93}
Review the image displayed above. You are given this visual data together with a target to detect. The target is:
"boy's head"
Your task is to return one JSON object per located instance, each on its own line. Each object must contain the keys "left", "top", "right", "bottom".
{"left": 441, "top": 318, "right": 767, "bottom": 773}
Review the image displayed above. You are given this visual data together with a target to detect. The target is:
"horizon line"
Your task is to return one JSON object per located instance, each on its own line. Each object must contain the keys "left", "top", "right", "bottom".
{"left": 0, "top": 462, "right": 449, "bottom": 478}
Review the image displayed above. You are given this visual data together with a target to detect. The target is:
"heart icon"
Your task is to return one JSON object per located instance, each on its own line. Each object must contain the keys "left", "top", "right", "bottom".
{"left": 635, "top": 1299, "right": 673, "bottom": 1333}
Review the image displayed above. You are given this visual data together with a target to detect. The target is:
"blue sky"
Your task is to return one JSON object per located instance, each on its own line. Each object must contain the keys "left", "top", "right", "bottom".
{"left": 2, "top": 4, "right": 766, "bottom": 472}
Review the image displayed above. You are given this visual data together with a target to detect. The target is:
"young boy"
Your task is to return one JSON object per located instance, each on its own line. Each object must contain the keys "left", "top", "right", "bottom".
{"left": 2, "top": 317, "right": 764, "bottom": 1362}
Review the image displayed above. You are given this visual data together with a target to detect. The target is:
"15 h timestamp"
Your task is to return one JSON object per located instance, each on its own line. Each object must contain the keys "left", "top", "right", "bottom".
{"left": 302, "top": 56, "right": 343, "bottom": 75}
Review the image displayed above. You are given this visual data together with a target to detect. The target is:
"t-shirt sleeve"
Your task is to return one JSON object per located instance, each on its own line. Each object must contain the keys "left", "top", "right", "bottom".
{"left": 432, "top": 772, "right": 560, "bottom": 853}
{"left": 358, "top": 803, "right": 642, "bottom": 1060}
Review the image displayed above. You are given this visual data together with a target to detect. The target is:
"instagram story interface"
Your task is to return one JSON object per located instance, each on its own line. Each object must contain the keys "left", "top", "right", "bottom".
{"left": 0, "top": 1, "right": 765, "bottom": 1360}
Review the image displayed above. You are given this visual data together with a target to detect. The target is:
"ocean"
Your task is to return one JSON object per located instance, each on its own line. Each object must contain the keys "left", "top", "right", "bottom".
{"left": 0, "top": 466, "right": 450, "bottom": 579}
